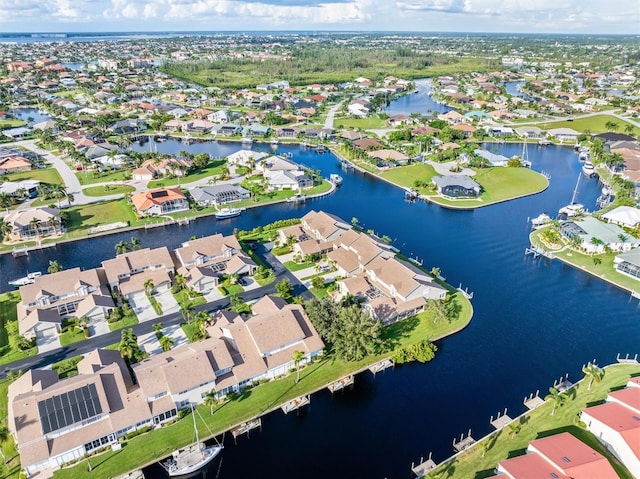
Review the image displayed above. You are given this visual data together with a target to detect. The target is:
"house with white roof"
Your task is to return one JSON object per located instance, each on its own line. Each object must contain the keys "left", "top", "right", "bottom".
{"left": 601, "top": 206, "right": 640, "bottom": 228}
{"left": 559, "top": 216, "right": 640, "bottom": 254}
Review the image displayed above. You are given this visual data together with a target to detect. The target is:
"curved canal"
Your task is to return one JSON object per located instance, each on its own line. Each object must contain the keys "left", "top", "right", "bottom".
{"left": 2, "top": 79, "right": 639, "bottom": 478}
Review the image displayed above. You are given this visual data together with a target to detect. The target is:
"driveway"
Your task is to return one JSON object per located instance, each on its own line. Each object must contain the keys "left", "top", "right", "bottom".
{"left": 36, "top": 324, "right": 61, "bottom": 353}
{"left": 138, "top": 324, "right": 188, "bottom": 356}
{"left": 129, "top": 292, "right": 157, "bottom": 322}
{"left": 87, "top": 317, "right": 110, "bottom": 337}
{"left": 155, "top": 290, "right": 180, "bottom": 315}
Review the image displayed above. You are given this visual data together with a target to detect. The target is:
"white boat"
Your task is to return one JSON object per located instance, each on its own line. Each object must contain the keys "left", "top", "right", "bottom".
{"left": 8, "top": 271, "right": 42, "bottom": 287}
{"left": 531, "top": 213, "right": 551, "bottom": 228}
{"left": 241, "top": 137, "right": 253, "bottom": 145}
{"left": 162, "top": 406, "right": 223, "bottom": 477}
{"left": 329, "top": 174, "right": 343, "bottom": 186}
{"left": 270, "top": 138, "right": 279, "bottom": 145}
{"left": 602, "top": 185, "right": 613, "bottom": 196}
{"left": 287, "top": 193, "right": 306, "bottom": 203}
{"left": 538, "top": 139, "right": 551, "bottom": 146}
{"left": 558, "top": 174, "right": 585, "bottom": 218}
{"left": 582, "top": 160, "right": 595, "bottom": 177}
{"left": 215, "top": 207, "right": 242, "bottom": 219}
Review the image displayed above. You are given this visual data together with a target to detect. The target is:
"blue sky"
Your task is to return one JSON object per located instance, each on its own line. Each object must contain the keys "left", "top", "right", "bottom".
{"left": 1, "top": 0, "right": 638, "bottom": 34}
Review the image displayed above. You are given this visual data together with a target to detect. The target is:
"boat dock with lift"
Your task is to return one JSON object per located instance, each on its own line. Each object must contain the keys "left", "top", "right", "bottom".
{"left": 411, "top": 452, "right": 438, "bottom": 477}
{"left": 369, "top": 359, "right": 394, "bottom": 375}
{"left": 523, "top": 390, "right": 545, "bottom": 410}
{"left": 452, "top": 429, "right": 476, "bottom": 452}
{"left": 281, "top": 395, "right": 310, "bottom": 414}
{"left": 489, "top": 408, "right": 512, "bottom": 430}
{"left": 327, "top": 375, "right": 354, "bottom": 393}
{"left": 230, "top": 418, "right": 262, "bottom": 443}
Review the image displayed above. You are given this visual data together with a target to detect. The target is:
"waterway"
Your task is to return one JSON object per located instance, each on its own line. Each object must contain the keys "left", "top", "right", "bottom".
{"left": 1, "top": 140, "right": 638, "bottom": 478}
{"left": 384, "top": 78, "right": 452, "bottom": 116}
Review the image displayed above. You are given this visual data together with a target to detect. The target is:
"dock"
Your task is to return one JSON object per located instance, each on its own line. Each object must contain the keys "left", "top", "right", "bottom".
{"left": 12, "top": 246, "right": 28, "bottom": 257}
{"left": 453, "top": 430, "right": 475, "bottom": 452}
{"left": 553, "top": 374, "right": 573, "bottom": 393}
{"left": 456, "top": 284, "right": 474, "bottom": 299}
{"left": 115, "top": 470, "right": 145, "bottom": 479}
{"left": 489, "top": 408, "right": 512, "bottom": 430}
{"left": 616, "top": 353, "right": 639, "bottom": 364}
{"left": 524, "top": 246, "right": 552, "bottom": 259}
{"left": 230, "top": 418, "right": 261, "bottom": 443}
{"left": 328, "top": 375, "right": 354, "bottom": 393}
{"left": 369, "top": 359, "right": 394, "bottom": 375}
{"left": 523, "top": 390, "right": 544, "bottom": 410}
{"left": 411, "top": 453, "right": 437, "bottom": 477}
{"left": 281, "top": 395, "right": 310, "bottom": 414}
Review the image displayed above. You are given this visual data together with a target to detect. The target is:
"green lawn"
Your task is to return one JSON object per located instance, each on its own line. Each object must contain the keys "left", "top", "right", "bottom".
{"left": 304, "top": 180, "right": 332, "bottom": 196}
{"left": 335, "top": 117, "right": 389, "bottom": 130}
{"left": 428, "top": 363, "right": 640, "bottom": 479}
{"left": 54, "top": 293, "right": 473, "bottom": 479}
{"left": 173, "top": 289, "right": 206, "bottom": 309}
{"left": 52, "top": 355, "right": 84, "bottom": 379}
{"left": 148, "top": 160, "right": 227, "bottom": 189}
{"left": 76, "top": 170, "right": 132, "bottom": 185}
{"left": 0, "top": 378, "right": 21, "bottom": 479}
{"left": 530, "top": 228, "right": 640, "bottom": 293}
{"left": 63, "top": 199, "right": 138, "bottom": 239}
{"left": 83, "top": 185, "right": 136, "bottom": 197}
{"left": 0, "top": 119, "right": 26, "bottom": 129}
{"left": 58, "top": 327, "right": 87, "bottom": 347}
{"left": 284, "top": 260, "right": 315, "bottom": 272}
{"left": 429, "top": 167, "right": 549, "bottom": 208}
{"left": 541, "top": 114, "right": 640, "bottom": 136}
{"left": 4, "top": 167, "right": 63, "bottom": 184}
{"left": 218, "top": 283, "right": 244, "bottom": 296}
{"left": 107, "top": 314, "right": 139, "bottom": 332}
{"left": 0, "top": 291, "right": 37, "bottom": 365}
{"left": 380, "top": 163, "right": 438, "bottom": 193}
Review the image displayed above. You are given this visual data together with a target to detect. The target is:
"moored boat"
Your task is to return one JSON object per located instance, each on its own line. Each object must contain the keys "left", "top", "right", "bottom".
{"left": 8, "top": 271, "right": 42, "bottom": 287}
{"left": 538, "top": 139, "right": 551, "bottom": 146}
{"left": 582, "top": 160, "right": 595, "bottom": 177}
{"left": 531, "top": 213, "right": 551, "bottom": 228}
{"left": 215, "top": 207, "right": 243, "bottom": 219}
{"left": 329, "top": 174, "right": 343, "bottom": 186}
{"left": 287, "top": 193, "right": 306, "bottom": 203}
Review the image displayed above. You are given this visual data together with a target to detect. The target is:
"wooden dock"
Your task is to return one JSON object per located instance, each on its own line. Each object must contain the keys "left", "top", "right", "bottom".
{"left": 453, "top": 430, "right": 475, "bottom": 452}
{"left": 328, "top": 375, "right": 354, "bottom": 393}
{"left": 369, "top": 359, "right": 394, "bottom": 375}
{"left": 411, "top": 453, "right": 437, "bottom": 477}
{"left": 523, "top": 390, "right": 544, "bottom": 410}
{"left": 616, "top": 353, "right": 639, "bottom": 364}
{"left": 281, "top": 395, "right": 310, "bottom": 414}
{"left": 489, "top": 408, "right": 512, "bottom": 430}
{"left": 230, "top": 418, "right": 261, "bottom": 443}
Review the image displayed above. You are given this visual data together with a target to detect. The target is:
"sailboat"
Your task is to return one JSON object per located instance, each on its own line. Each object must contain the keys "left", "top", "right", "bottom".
{"left": 558, "top": 174, "right": 585, "bottom": 218}
{"left": 161, "top": 405, "right": 223, "bottom": 477}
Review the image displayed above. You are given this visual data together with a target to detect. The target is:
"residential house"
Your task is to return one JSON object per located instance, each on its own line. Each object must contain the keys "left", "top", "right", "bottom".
{"left": 515, "top": 126, "right": 544, "bottom": 139}
{"left": 17, "top": 267, "right": 114, "bottom": 339}
{"left": 132, "top": 158, "right": 191, "bottom": 181}
{"left": 559, "top": 216, "right": 640, "bottom": 254}
{"left": 130, "top": 188, "right": 189, "bottom": 216}
{"left": 493, "top": 432, "right": 618, "bottom": 479}
{"left": 602, "top": 206, "right": 640, "bottom": 229}
{"left": 101, "top": 247, "right": 175, "bottom": 299}
{"left": 174, "top": 233, "right": 256, "bottom": 292}
{"left": 0, "top": 180, "right": 39, "bottom": 199}
{"left": 189, "top": 185, "right": 250, "bottom": 207}
{"left": 8, "top": 350, "right": 175, "bottom": 476}
{"left": 432, "top": 175, "right": 481, "bottom": 198}
{"left": 367, "top": 149, "right": 410, "bottom": 167}
{"left": 614, "top": 249, "right": 640, "bottom": 280}
{"left": 212, "top": 123, "right": 242, "bottom": 136}
{"left": 474, "top": 148, "right": 510, "bottom": 167}
{"left": 3, "top": 207, "right": 62, "bottom": 241}
{"left": 548, "top": 127, "right": 581, "bottom": 142}
{"left": 580, "top": 378, "right": 640, "bottom": 477}
{"left": 0, "top": 156, "right": 31, "bottom": 174}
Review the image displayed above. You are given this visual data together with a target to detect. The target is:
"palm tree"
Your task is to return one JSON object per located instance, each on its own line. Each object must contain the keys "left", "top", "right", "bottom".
{"left": 203, "top": 389, "right": 218, "bottom": 415}
{"left": 152, "top": 322, "right": 163, "bottom": 336}
{"left": 48, "top": 259, "right": 63, "bottom": 274}
{"left": 544, "top": 387, "right": 567, "bottom": 416}
{"left": 507, "top": 422, "right": 521, "bottom": 439}
{"left": 129, "top": 236, "right": 142, "bottom": 250}
{"left": 618, "top": 233, "right": 629, "bottom": 245}
{"left": 51, "top": 184, "right": 67, "bottom": 209}
{"left": 589, "top": 237, "right": 604, "bottom": 254}
{"left": 115, "top": 240, "right": 129, "bottom": 255}
{"left": 582, "top": 362, "right": 605, "bottom": 390}
{"left": 159, "top": 335, "right": 174, "bottom": 352}
{"left": 0, "top": 218, "right": 11, "bottom": 241}
{"left": 143, "top": 279, "right": 154, "bottom": 297}
{"left": 0, "top": 192, "right": 11, "bottom": 213}
{"left": 29, "top": 217, "right": 42, "bottom": 236}
{"left": 180, "top": 303, "right": 195, "bottom": 323}
{"left": 624, "top": 124, "right": 635, "bottom": 135}
{"left": 293, "top": 350, "right": 305, "bottom": 383}
{"left": 119, "top": 328, "right": 139, "bottom": 363}
{"left": 351, "top": 217, "right": 359, "bottom": 227}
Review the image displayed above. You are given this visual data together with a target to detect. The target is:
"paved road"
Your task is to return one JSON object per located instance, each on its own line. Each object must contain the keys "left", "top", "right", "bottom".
{"left": 324, "top": 101, "right": 344, "bottom": 129}
{"left": 0, "top": 244, "right": 311, "bottom": 378}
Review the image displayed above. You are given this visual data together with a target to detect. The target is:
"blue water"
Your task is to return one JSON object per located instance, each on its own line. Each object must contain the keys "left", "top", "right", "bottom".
{"left": 1, "top": 140, "right": 637, "bottom": 479}
{"left": 9, "top": 108, "right": 52, "bottom": 125}
{"left": 384, "top": 78, "right": 452, "bottom": 116}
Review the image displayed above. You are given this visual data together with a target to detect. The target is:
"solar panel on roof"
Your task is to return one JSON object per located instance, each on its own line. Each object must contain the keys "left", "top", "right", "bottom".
{"left": 37, "top": 383, "right": 102, "bottom": 434}
{"left": 150, "top": 190, "right": 169, "bottom": 198}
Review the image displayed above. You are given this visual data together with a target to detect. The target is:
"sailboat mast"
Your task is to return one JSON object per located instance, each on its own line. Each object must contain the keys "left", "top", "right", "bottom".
{"left": 192, "top": 404, "right": 200, "bottom": 444}
{"left": 570, "top": 174, "right": 581, "bottom": 205}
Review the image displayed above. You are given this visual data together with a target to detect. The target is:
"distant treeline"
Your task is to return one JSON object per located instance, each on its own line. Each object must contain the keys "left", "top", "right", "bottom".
{"left": 161, "top": 45, "right": 489, "bottom": 88}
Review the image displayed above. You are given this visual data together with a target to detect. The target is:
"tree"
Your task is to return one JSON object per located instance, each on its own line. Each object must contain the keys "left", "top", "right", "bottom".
{"left": 351, "top": 217, "right": 359, "bottom": 227}
{"left": 333, "top": 305, "right": 382, "bottom": 362}
{"left": 604, "top": 120, "right": 619, "bottom": 132}
{"left": 119, "top": 328, "right": 140, "bottom": 363}
{"left": 144, "top": 279, "right": 154, "bottom": 297}
{"left": 180, "top": 303, "right": 195, "bottom": 323}
{"left": 303, "top": 297, "right": 340, "bottom": 343}
{"left": 311, "top": 276, "right": 325, "bottom": 290}
{"left": 130, "top": 236, "right": 142, "bottom": 250}
{"left": 29, "top": 217, "right": 42, "bottom": 236}
{"left": 275, "top": 278, "right": 294, "bottom": 301}
{"left": 115, "top": 240, "right": 129, "bottom": 255}
{"left": 624, "top": 124, "right": 635, "bottom": 135}
{"left": 152, "top": 322, "right": 163, "bottom": 336}
{"left": 48, "top": 259, "right": 63, "bottom": 274}
{"left": 203, "top": 389, "right": 218, "bottom": 415}
{"left": 582, "top": 362, "right": 605, "bottom": 390}
{"left": 507, "top": 422, "right": 521, "bottom": 439}
{"left": 293, "top": 350, "right": 305, "bottom": 383}
{"left": 544, "top": 387, "right": 567, "bottom": 416}
{"left": 0, "top": 192, "right": 11, "bottom": 213}
{"left": 159, "top": 335, "right": 174, "bottom": 352}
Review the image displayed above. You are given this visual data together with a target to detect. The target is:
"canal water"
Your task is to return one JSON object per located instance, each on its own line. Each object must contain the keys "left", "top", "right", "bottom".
{"left": 384, "top": 78, "right": 452, "bottom": 116}
{"left": 2, "top": 137, "right": 637, "bottom": 478}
